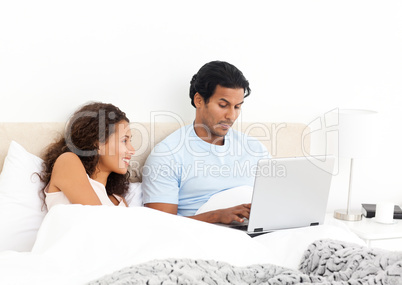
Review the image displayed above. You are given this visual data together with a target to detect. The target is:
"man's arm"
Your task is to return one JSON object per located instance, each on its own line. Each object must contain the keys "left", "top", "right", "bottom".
{"left": 190, "top": 203, "right": 251, "bottom": 224}
{"left": 142, "top": 142, "right": 181, "bottom": 211}
{"left": 145, "top": 203, "right": 178, "bottom": 214}
{"left": 142, "top": 138, "right": 251, "bottom": 224}
{"left": 145, "top": 202, "right": 250, "bottom": 224}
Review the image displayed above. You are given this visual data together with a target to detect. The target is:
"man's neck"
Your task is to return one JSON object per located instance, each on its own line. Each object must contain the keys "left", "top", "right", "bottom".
{"left": 193, "top": 123, "right": 225, "bottom": 146}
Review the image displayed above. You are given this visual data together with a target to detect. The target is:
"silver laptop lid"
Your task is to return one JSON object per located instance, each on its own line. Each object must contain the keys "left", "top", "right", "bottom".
{"left": 247, "top": 155, "right": 335, "bottom": 234}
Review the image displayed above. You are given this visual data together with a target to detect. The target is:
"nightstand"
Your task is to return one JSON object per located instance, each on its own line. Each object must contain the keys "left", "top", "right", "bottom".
{"left": 325, "top": 214, "right": 402, "bottom": 251}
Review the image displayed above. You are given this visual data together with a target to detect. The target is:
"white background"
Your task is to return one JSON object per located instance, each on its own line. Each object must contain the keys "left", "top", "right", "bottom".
{"left": 1, "top": 0, "right": 401, "bottom": 212}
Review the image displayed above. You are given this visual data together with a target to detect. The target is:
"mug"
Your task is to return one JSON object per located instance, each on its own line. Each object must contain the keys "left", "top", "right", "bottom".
{"left": 375, "top": 202, "right": 394, "bottom": 224}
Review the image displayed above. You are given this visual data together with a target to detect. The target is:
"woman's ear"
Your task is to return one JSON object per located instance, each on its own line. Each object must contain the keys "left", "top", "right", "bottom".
{"left": 194, "top": 93, "right": 204, "bottom": 108}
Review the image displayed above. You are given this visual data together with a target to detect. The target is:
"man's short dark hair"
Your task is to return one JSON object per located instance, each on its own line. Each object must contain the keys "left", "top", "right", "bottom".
{"left": 189, "top": 61, "right": 251, "bottom": 107}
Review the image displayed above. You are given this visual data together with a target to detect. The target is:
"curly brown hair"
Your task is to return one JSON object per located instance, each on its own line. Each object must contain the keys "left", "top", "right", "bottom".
{"left": 38, "top": 102, "right": 131, "bottom": 199}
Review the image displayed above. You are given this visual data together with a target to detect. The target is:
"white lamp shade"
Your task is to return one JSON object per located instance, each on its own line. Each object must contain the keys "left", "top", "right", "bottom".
{"left": 338, "top": 109, "right": 377, "bottom": 158}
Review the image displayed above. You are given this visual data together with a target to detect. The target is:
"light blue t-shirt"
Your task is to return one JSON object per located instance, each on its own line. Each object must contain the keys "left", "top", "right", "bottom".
{"left": 142, "top": 124, "right": 269, "bottom": 216}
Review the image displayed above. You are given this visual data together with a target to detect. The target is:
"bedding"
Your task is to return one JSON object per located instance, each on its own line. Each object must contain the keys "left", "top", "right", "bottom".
{"left": 0, "top": 141, "right": 46, "bottom": 252}
{"left": 89, "top": 239, "right": 402, "bottom": 284}
{"left": 0, "top": 205, "right": 369, "bottom": 285}
{"left": 195, "top": 185, "right": 253, "bottom": 215}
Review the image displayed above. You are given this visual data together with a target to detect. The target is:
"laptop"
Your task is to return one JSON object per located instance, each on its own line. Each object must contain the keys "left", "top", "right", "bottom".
{"left": 229, "top": 155, "right": 335, "bottom": 237}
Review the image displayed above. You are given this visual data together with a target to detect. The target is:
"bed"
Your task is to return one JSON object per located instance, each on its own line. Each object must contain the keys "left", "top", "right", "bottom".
{"left": 0, "top": 122, "right": 401, "bottom": 285}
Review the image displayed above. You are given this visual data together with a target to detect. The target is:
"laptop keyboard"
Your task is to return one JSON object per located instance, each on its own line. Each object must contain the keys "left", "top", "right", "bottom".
{"left": 228, "top": 224, "right": 248, "bottom": 231}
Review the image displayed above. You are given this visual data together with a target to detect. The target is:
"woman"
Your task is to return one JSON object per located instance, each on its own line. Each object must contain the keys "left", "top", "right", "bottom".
{"left": 39, "top": 102, "right": 135, "bottom": 210}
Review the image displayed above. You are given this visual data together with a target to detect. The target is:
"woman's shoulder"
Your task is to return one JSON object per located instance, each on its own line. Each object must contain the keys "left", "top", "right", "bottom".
{"left": 53, "top": 152, "right": 86, "bottom": 173}
{"left": 55, "top": 152, "right": 81, "bottom": 163}
{"left": 47, "top": 152, "right": 90, "bottom": 196}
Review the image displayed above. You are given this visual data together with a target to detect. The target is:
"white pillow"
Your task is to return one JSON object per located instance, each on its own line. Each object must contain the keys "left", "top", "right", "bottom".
{"left": 195, "top": 185, "right": 253, "bottom": 215}
{"left": 0, "top": 141, "right": 47, "bottom": 252}
{"left": 126, "top": 182, "right": 143, "bottom": 207}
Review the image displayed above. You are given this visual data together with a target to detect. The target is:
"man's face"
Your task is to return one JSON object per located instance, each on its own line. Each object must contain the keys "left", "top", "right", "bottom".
{"left": 194, "top": 85, "right": 244, "bottom": 144}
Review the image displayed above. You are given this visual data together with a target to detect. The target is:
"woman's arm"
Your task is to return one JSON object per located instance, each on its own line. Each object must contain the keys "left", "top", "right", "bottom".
{"left": 47, "top": 152, "right": 102, "bottom": 205}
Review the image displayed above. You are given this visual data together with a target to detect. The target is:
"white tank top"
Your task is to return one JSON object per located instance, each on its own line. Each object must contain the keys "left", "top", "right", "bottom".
{"left": 45, "top": 175, "right": 126, "bottom": 210}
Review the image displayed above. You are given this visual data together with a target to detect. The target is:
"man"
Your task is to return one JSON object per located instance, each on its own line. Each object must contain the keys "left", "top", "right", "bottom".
{"left": 142, "top": 61, "right": 269, "bottom": 224}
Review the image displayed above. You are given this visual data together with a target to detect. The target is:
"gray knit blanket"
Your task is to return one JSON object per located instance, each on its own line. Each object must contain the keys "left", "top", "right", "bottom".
{"left": 88, "top": 239, "right": 402, "bottom": 285}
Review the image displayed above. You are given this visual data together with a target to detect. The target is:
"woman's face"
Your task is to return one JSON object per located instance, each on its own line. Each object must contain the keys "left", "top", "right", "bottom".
{"left": 98, "top": 120, "right": 135, "bottom": 175}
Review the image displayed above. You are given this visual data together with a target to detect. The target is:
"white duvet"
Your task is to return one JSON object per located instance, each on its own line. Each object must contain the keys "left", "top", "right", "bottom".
{"left": 0, "top": 205, "right": 365, "bottom": 285}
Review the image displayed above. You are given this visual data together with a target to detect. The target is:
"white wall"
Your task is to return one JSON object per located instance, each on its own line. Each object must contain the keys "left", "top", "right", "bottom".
{"left": 1, "top": 0, "right": 401, "bottom": 211}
